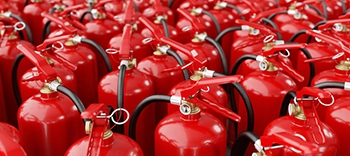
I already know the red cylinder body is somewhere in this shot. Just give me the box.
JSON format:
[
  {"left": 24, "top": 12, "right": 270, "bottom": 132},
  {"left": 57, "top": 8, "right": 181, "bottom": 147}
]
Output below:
[
  {"left": 176, "top": 15, "right": 216, "bottom": 43},
  {"left": 113, "top": 12, "right": 145, "bottom": 33},
  {"left": 142, "top": 5, "right": 175, "bottom": 26},
  {"left": 134, "top": 0, "right": 152, "bottom": 12},
  {"left": 137, "top": 53, "right": 185, "bottom": 123},
  {"left": 0, "top": 128, "right": 26, "bottom": 156},
  {"left": 168, "top": 81, "right": 228, "bottom": 127},
  {"left": 0, "top": 122, "right": 22, "bottom": 145},
  {"left": 54, "top": 43, "right": 99, "bottom": 107},
  {"left": 312, "top": 0, "right": 342, "bottom": 20},
  {"left": 263, "top": 101, "right": 339, "bottom": 156},
  {"left": 23, "top": 1, "right": 52, "bottom": 46},
  {"left": 98, "top": 68, "right": 156, "bottom": 156},
  {"left": 141, "top": 22, "right": 182, "bottom": 43},
  {"left": 65, "top": 132, "right": 143, "bottom": 156},
  {"left": 20, "top": 60, "right": 78, "bottom": 103},
  {"left": 291, "top": 42, "right": 338, "bottom": 90},
  {"left": 324, "top": 96, "right": 350, "bottom": 156},
  {"left": 155, "top": 111, "right": 227, "bottom": 156},
  {"left": 235, "top": 70, "right": 298, "bottom": 154},
  {"left": 0, "top": 37, "right": 34, "bottom": 127},
  {"left": 18, "top": 91, "right": 85, "bottom": 156},
  {"left": 108, "top": 31, "right": 152, "bottom": 71}
]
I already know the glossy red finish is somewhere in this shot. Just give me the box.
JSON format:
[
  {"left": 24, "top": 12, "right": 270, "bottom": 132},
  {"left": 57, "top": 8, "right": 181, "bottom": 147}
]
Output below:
[
  {"left": 98, "top": 68, "right": 156, "bottom": 156},
  {"left": 113, "top": 12, "right": 144, "bottom": 33},
  {"left": 168, "top": 81, "right": 228, "bottom": 127},
  {"left": 0, "top": 36, "right": 34, "bottom": 126},
  {"left": 61, "top": 0, "right": 85, "bottom": 7},
  {"left": 324, "top": 96, "right": 350, "bottom": 156},
  {"left": 0, "top": 122, "right": 22, "bottom": 145},
  {"left": 141, "top": 23, "right": 182, "bottom": 43},
  {"left": 65, "top": 133, "right": 143, "bottom": 156},
  {"left": 103, "top": 0, "right": 124, "bottom": 15},
  {"left": 142, "top": 4, "right": 175, "bottom": 26},
  {"left": 20, "top": 60, "right": 78, "bottom": 103},
  {"left": 134, "top": 0, "right": 152, "bottom": 12},
  {"left": 1, "top": 0, "right": 23, "bottom": 15},
  {"left": 6, "top": 0, "right": 25, "bottom": 11},
  {"left": 23, "top": 1, "right": 52, "bottom": 46},
  {"left": 109, "top": 31, "right": 152, "bottom": 71},
  {"left": 137, "top": 53, "right": 184, "bottom": 123},
  {"left": 312, "top": 0, "right": 342, "bottom": 20},
  {"left": 18, "top": 91, "right": 85, "bottom": 156},
  {"left": 263, "top": 100, "right": 338, "bottom": 155},
  {"left": 0, "top": 129, "right": 26, "bottom": 156},
  {"left": 155, "top": 111, "right": 227, "bottom": 156},
  {"left": 236, "top": 70, "right": 298, "bottom": 154},
  {"left": 42, "top": 11, "right": 61, "bottom": 38}
]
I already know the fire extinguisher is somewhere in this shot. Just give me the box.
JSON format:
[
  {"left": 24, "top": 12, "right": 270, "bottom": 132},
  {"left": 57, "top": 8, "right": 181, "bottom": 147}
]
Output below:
[
  {"left": 108, "top": 1, "right": 152, "bottom": 71},
  {"left": 128, "top": 75, "right": 245, "bottom": 156},
  {"left": 230, "top": 131, "right": 321, "bottom": 156},
  {"left": 112, "top": 1, "right": 145, "bottom": 33},
  {"left": 266, "top": 87, "right": 339, "bottom": 155},
  {"left": 41, "top": 0, "right": 67, "bottom": 39},
  {"left": 0, "top": 21, "right": 34, "bottom": 127},
  {"left": 0, "top": 74, "right": 6, "bottom": 123},
  {"left": 218, "top": 0, "right": 269, "bottom": 21},
  {"left": 176, "top": 8, "right": 228, "bottom": 74},
  {"left": 16, "top": 44, "right": 86, "bottom": 156},
  {"left": 232, "top": 43, "right": 305, "bottom": 154},
  {"left": 65, "top": 103, "right": 144, "bottom": 156},
  {"left": 0, "top": 122, "right": 26, "bottom": 155},
  {"left": 313, "top": 18, "right": 350, "bottom": 44},
  {"left": 142, "top": 0, "right": 175, "bottom": 26},
  {"left": 23, "top": 0, "right": 51, "bottom": 46},
  {"left": 98, "top": 24, "right": 156, "bottom": 156}
]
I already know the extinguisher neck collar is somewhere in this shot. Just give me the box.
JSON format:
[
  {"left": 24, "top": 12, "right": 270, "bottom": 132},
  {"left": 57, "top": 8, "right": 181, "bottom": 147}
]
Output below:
[
  {"left": 180, "top": 102, "right": 201, "bottom": 121},
  {"left": 335, "top": 61, "right": 350, "bottom": 75},
  {"left": 153, "top": 51, "right": 167, "bottom": 59}
]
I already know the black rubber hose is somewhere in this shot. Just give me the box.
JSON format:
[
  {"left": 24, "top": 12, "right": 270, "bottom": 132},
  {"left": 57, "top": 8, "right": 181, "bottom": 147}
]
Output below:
[
  {"left": 230, "top": 131, "right": 260, "bottom": 156},
  {"left": 12, "top": 53, "right": 24, "bottom": 107},
  {"left": 289, "top": 30, "right": 306, "bottom": 42},
  {"left": 306, "top": 20, "right": 327, "bottom": 43},
  {"left": 267, "top": 11, "right": 288, "bottom": 20},
  {"left": 80, "top": 11, "right": 93, "bottom": 23},
  {"left": 307, "top": 5, "right": 324, "bottom": 17},
  {"left": 168, "top": 0, "right": 174, "bottom": 8},
  {"left": 321, "top": 0, "right": 328, "bottom": 20},
  {"left": 133, "top": 1, "right": 139, "bottom": 12},
  {"left": 202, "top": 10, "right": 221, "bottom": 34},
  {"left": 205, "top": 36, "right": 228, "bottom": 75},
  {"left": 314, "top": 81, "right": 345, "bottom": 89},
  {"left": 41, "top": 7, "right": 57, "bottom": 42},
  {"left": 279, "top": 90, "right": 296, "bottom": 116},
  {"left": 226, "top": 4, "right": 245, "bottom": 20},
  {"left": 166, "top": 49, "right": 190, "bottom": 80},
  {"left": 261, "top": 18, "right": 283, "bottom": 40},
  {"left": 88, "top": 2, "right": 93, "bottom": 21},
  {"left": 341, "top": 0, "right": 347, "bottom": 15},
  {"left": 57, "top": 85, "right": 86, "bottom": 113},
  {"left": 9, "top": 14, "right": 33, "bottom": 43},
  {"left": 25, "top": 0, "right": 29, "bottom": 6},
  {"left": 275, "top": 0, "right": 280, "bottom": 8},
  {"left": 160, "top": 19, "right": 170, "bottom": 38},
  {"left": 80, "top": 38, "right": 112, "bottom": 73},
  {"left": 129, "top": 95, "right": 171, "bottom": 140},
  {"left": 116, "top": 64, "right": 127, "bottom": 134},
  {"left": 215, "top": 26, "right": 242, "bottom": 42},
  {"left": 230, "top": 54, "right": 257, "bottom": 75}
]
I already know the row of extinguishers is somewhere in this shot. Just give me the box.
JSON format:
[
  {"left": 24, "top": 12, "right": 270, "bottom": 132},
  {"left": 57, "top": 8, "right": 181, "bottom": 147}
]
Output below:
[{"left": 1, "top": 0, "right": 350, "bottom": 156}]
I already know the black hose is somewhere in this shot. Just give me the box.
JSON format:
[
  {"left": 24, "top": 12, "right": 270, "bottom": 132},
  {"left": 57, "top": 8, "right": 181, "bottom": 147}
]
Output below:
[
  {"left": 133, "top": 1, "right": 139, "bottom": 12},
  {"left": 25, "top": 0, "right": 29, "bottom": 6},
  {"left": 166, "top": 49, "right": 190, "bottom": 80},
  {"left": 230, "top": 131, "right": 260, "bottom": 156},
  {"left": 205, "top": 36, "right": 228, "bottom": 75},
  {"left": 168, "top": 0, "right": 174, "bottom": 8},
  {"left": 321, "top": 0, "right": 328, "bottom": 20},
  {"left": 226, "top": 4, "right": 245, "bottom": 20},
  {"left": 129, "top": 95, "right": 171, "bottom": 140},
  {"left": 88, "top": 2, "right": 93, "bottom": 21},
  {"left": 261, "top": 18, "right": 283, "bottom": 40},
  {"left": 341, "top": 0, "right": 347, "bottom": 15},
  {"left": 267, "top": 11, "right": 288, "bottom": 20},
  {"left": 160, "top": 19, "right": 170, "bottom": 38},
  {"left": 307, "top": 5, "right": 324, "bottom": 17},
  {"left": 230, "top": 54, "right": 257, "bottom": 75},
  {"left": 279, "top": 90, "right": 296, "bottom": 116},
  {"left": 80, "top": 11, "right": 93, "bottom": 23},
  {"left": 57, "top": 85, "right": 86, "bottom": 113},
  {"left": 41, "top": 7, "right": 57, "bottom": 42},
  {"left": 9, "top": 14, "right": 33, "bottom": 43},
  {"left": 202, "top": 10, "right": 221, "bottom": 34},
  {"left": 116, "top": 64, "right": 127, "bottom": 134},
  {"left": 215, "top": 26, "right": 242, "bottom": 42},
  {"left": 275, "top": 0, "right": 280, "bottom": 8},
  {"left": 289, "top": 30, "right": 306, "bottom": 42},
  {"left": 12, "top": 53, "right": 24, "bottom": 107},
  {"left": 80, "top": 38, "right": 112, "bottom": 73},
  {"left": 314, "top": 81, "right": 345, "bottom": 89}
]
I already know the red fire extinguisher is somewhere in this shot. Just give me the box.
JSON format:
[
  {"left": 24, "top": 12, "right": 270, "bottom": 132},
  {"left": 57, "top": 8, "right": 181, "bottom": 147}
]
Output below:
[
  {"left": 0, "top": 21, "right": 34, "bottom": 127},
  {"left": 98, "top": 24, "right": 156, "bottom": 156},
  {"left": 142, "top": 0, "right": 175, "bottom": 26},
  {"left": 234, "top": 43, "right": 305, "bottom": 153},
  {"left": 230, "top": 131, "right": 321, "bottom": 156},
  {"left": 41, "top": 0, "right": 67, "bottom": 39},
  {"left": 218, "top": 0, "right": 268, "bottom": 21},
  {"left": 65, "top": 103, "right": 144, "bottom": 156},
  {"left": 108, "top": 1, "right": 152, "bottom": 71},
  {"left": 264, "top": 87, "right": 339, "bottom": 155},
  {"left": 112, "top": 0, "right": 145, "bottom": 33},
  {"left": 0, "top": 123, "right": 26, "bottom": 155},
  {"left": 128, "top": 75, "right": 244, "bottom": 156},
  {"left": 16, "top": 44, "right": 86, "bottom": 156},
  {"left": 314, "top": 18, "right": 350, "bottom": 43},
  {"left": 23, "top": 0, "right": 52, "bottom": 46}
]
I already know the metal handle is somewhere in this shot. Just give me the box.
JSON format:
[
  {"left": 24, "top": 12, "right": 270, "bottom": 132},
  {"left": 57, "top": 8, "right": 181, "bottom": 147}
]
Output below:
[
  {"left": 317, "top": 18, "right": 350, "bottom": 30},
  {"left": 138, "top": 16, "right": 164, "bottom": 40},
  {"left": 177, "top": 8, "right": 205, "bottom": 33},
  {"left": 196, "top": 98, "right": 241, "bottom": 122},
  {"left": 295, "top": 87, "right": 333, "bottom": 103},
  {"left": 124, "top": 0, "right": 135, "bottom": 24},
  {"left": 118, "top": 25, "right": 133, "bottom": 60}
]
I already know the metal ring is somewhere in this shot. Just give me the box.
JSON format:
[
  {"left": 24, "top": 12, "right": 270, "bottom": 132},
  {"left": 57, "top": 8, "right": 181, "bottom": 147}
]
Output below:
[
  {"left": 279, "top": 49, "right": 290, "bottom": 58},
  {"left": 332, "top": 52, "right": 344, "bottom": 60},
  {"left": 180, "top": 104, "right": 191, "bottom": 115},
  {"left": 182, "top": 26, "right": 192, "bottom": 32},
  {"left": 13, "top": 22, "right": 26, "bottom": 31},
  {"left": 263, "top": 35, "right": 275, "bottom": 43},
  {"left": 105, "top": 48, "right": 119, "bottom": 54},
  {"left": 317, "top": 93, "right": 335, "bottom": 107},
  {"left": 52, "top": 41, "right": 64, "bottom": 50},
  {"left": 108, "top": 108, "right": 130, "bottom": 125},
  {"left": 142, "top": 37, "right": 153, "bottom": 44},
  {"left": 70, "top": 10, "right": 79, "bottom": 16},
  {"left": 201, "top": 86, "right": 210, "bottom": 92}
]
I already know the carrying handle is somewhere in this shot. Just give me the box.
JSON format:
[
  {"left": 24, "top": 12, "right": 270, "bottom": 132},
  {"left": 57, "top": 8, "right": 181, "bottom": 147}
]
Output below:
[
  {"left": 153, "top": 0, "right": 165, "bottom": 16},
  {"left": 139, "top": 16, "right": 164, "bottom": 41},
  {"left": 124, "top": 0, "right": 135, "bottom": 24},
  {"left": 295, "top": 87, "right": 333, "bottom": 104},
  {"left": 59, "top": 4, "right": 86, "bottom": 16},
  {"left": 235, "top": 19, "right": 276, "bottom": 34},
  {"left": 37, "top": 34, "right": 71, "bottom": 51},
  {"left": 177, "top": 8, "right": 206, "bottom": 34},
  {"left": 41, "top": 12, "right": 86, "bottom": 33},
  {"left": 317, "top": 18, "right": 350, "bottom": 31},
  {"left": 118, "top": 25, "right": 133, "bottom": 60},
  {"left": 16, "top": 44, "right": 57, "bottom": 82}
]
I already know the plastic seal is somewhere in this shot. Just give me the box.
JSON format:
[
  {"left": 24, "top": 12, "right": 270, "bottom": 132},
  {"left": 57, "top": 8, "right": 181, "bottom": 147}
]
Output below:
[
  {"left": 219, "top": 2, "right": 228, "bottom": 8},
  {"left": 180, "top": 103, "right": 191, "bottom": 115},
  {"left": 182, "top": 26, "right": 192, "bottom": 32},
  {"left": 241, "top": 25, "right": 250, "bottom": 31},
  {"left": 170, "top": 95, "right": 182, "bottom": 105},
  {"left": 120, "top": 60, "right": 129, "bottom": 67},
  {"left": 2, "top": 11, "right": 11, "bottom": 18},
  {"left": 105, "top": 48, "right": 119, "bottom": 54},
  {"left": 142, "top": 37, "right": 153, "bottom": 44},
  {"left": 254, "top": 139, "right": 263, "bottom": 152},
  {"left": 48, "top": 80, "right": 61, "bottom": 91},
  {"left": 332, "top": 52, "right": 344, "bottom": 60},
  {"left": 202, "top": 69, "right": 215, "bottom": 78},
  {"left": 156, "top": 15, "right": 165, "bottom": 21},
  {"left": 194, "top": 8, "right": 203, "bottom": 14},
  {"left": 275, "top": 40, "right": 285, "bottom": 45},
  {"left": 52, "top": 41, "right": 64, "bottom": 51},
  {"left": 264, "top": 35, "right": 275, "bottom": 43},
  {"left": 250, "top": 29, "right": 260, "bottom": 35},
  {"left": 287, "top": 9, "right": 297, "bottom": 15},
  {"left": 13, "top": 22, "right": 26, "bottom": 31},
  {"left": 279, "top": 49, "right": 290, "bottom": 58},
  {"left": 259, "top": 61, "right": 268, "bottom": 70},
  {"left": 72, "top": 35, "right": 83, "bottom": 43},
  {"left": 316, "top": 94, "right": 335, "bottom": 107},
  {"left": 201, "top": 86, "right": 210, "bottom": 92},
  {"left": 108, "top": 108, "right": 130, "bottom": 125},
  {"left": 197, "top": 33, "right": 207, "bottom": 41},
  {"left": 158, "top": 45, "right": 169, "bottom": 54},
  {"left": 344, "top": 82, "right": 350, "bottom": 90},
  {"left": 256, "top": 55, "right": 265, "bottom": 62},
  {"left": 293, "top": 11, "right": 302, "bottom": 19}
]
